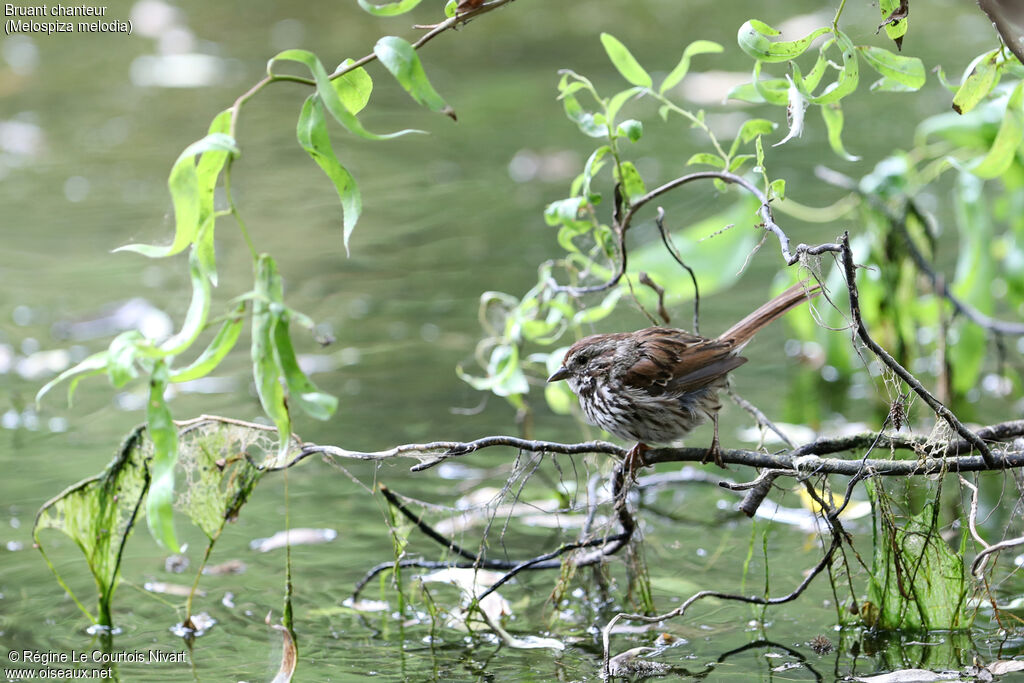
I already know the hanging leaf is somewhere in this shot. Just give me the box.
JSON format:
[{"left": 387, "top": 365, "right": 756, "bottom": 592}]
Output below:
[
  {"left": 297, "top": 95, "right": 362, "bottom": 255},
  {"left": 373, "top": 36, "right": 456, "bottom": 119},
  {"left": 969, "top": 81, "right": 1024, "bottom": 179},
  {"left": 357, "top": 0, "right": 422, "bottom": 16},
  {"left": 269, "top": 49, "right": 422, "bottom": 139},
  {"left": 115, "top": 133, "right": 238, "bottom": 259},
  {"left": 737, "top": 20, "right": 830, "bottom": 63},
  {"left": 660, "top": 40, "right": 723, "bottom": 94},
  {"left": 600, "top": 33, "right": 652, "bottom": 88},
  {"left": 145, "top": 361, "right": 181, "bottom": 551}
]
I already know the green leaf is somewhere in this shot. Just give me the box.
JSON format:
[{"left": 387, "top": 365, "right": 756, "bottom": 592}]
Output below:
[
  {"left": 950, "top": 172, "right": 993, "bottom": 393},
  {"left": 457, "top": 344, "right": 529, "bottom": 398},
  {"left": 728, "top": 117, "right": 776, "bottom": 157},
  {"left": 809, "top": 31, "right": 859, "bottom": 105},
  {"left": 545, "top": 197, "right": 586, "bottom": 226},
  {"left": 194, "top": 110, "right": 233, "bottom": 284},
  {"left": 107, "top": 330, "right": 145, "bottom": 388},
  {"left": 170, "top": 304, "right": 245, "bottom": 383},
  {"left": 879, "top": 0, "right": 908, "bottom": 44},
  {"left": 157, "top": 247, "right": 212, "bottom": 357},
  {"left": 952, "top": 51, "right": 1001, "bottom": 115},
  {"left": 728, "top": 154, "right": 755, "bottom": 173},
  {"left": 357, "top": 0, "right": 423, "bottom": 16},
  {"left": 660, "top": 39, "right": 723, "bottom": 94},
  {"left": 616, "top": 119, "right": 643, "bottom": 142},
  {"left": 737, "top": 20, "right": 830, "bottom": 63},
  {"left": 145, "top": 361, "right": 180, "bottom": 552},
  {"left": 821, "top": 101, "right": 861, "bottom": 161},
  {"left": 373, "top": 36, "right": 456, "bottom": 119},
  {"left": 858, "top": 46, "right": 925, "bottom": 91},
  {"left": 605, "top": 86, "right": 643, "bottom": 125},
  {"left": 444, "top": 0, "right": 457, "bottom": 17},
  {"left": 34, "top": 425, "right": 150, "bottom": 625},
  {"left": 686, "top": 152, "right": 726, "bottom": 168},
  {"left": 559, "top": 84, "right": 606, "bottom": 138},
  {"left": 272, "top": 312, "right": 339, "bottom": 421},
  {"left": 333, "top": 59, "right": 374, "bottom": 115},
  {"left": 752, "top": 61, "right": 790, "bottom": 105},
  {"left": 580, "top": 145, "right": 611, "bottom": 199},
  {"left": 599, "top": 33, "right": 652, "bottom": 88},
  {"left": 615, "top": 161, "right": 646, "bottom": 203},
  {"left": 35, "top": 351, "right": 107, "bottom": 407},
  {"left": 801, "top": 41, "right": 833, "bottom": 93},
  {"left": 297, "top": 95, "right": 362, "bottom": 255},
  {"left": 867, "top": 499, "right": 970, "bottom": 630},
  {"left": 115, "top": 133, "right": 238, "bottom": 258},
  {"left": 970, "top": 81, "right": 1024, "bottom": 179},
  {"left": 769, "top": 178, "right": 786, "bottom": 200},
  {"left": 269, "top": 49, "right": 422, "bottom": 140},
  {"left": 726, "top": 82, "right": 766, "bottom": 104},
  {"left": 252, "top": 255, "right": 292, "bottom": 457}
]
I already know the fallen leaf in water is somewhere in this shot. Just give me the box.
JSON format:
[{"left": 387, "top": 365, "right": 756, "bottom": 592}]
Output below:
[
  {"left": 144, "top": 581, "right": 204, "bottom": 597},
  {"left": 420, "top": 567, "right": 511, "bottom": 629},
  {"left": 250, "top": 528, "right": 337, "bottom": 552},
  {"left": 203, "top": 559, "right": 247, "bottom": 575},
  {"left": 853, "top": 669, "right": 961, "bottom": 682},
  {"left": 171, "top": 611, "right": 216, "bottom": 637},
  {"left": 266, "top": 614, "right": 296, "bottom": 683},
  {"left": 988, "top": 660, "right": 1024, "bottom": 675},
  {"left": 341, "top": 598, "right": 389, "bottom": 613}
]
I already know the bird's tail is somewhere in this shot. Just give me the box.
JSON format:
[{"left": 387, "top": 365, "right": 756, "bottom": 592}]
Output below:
[{"left": 718, "top": 280, "right": 821, "bottom": 347}]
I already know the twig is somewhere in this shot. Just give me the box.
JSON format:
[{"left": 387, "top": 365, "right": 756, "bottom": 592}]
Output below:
[
  {"left": 379, "top": 484, "right": 483, "bottom": 563},
  {"left": 601, "top": 533, "right": 842, "bottom": 676},
  {"left": 637, "top": 272, "right": 669, "bottom": 325},
  {"left": 550, "top": 170, "right": 845, "bottom": 297},
  {"left": 727, "top": 388, "right": 796, "bottom": 449},
  {"left": 839, "top": 232, "right": 999, "bottom": 468},
  {"left": 654, "top": 206, "right": 699, "bottom": 333},
  {"left": 175, "top": 414, "right": 1024, "bottom": 476}
]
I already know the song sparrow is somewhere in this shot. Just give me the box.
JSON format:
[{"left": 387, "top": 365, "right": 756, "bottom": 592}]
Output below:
[{"left": 547, "top": 281, "right": 820, "bottom": 474}]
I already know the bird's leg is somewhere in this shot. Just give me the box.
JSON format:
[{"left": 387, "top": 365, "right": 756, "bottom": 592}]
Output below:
[
  {"left": 701, "top": 413, "right": 727, "bottom": 469},
  {"left": 623, "top": 442, "right": 651, "bottom": 484}
]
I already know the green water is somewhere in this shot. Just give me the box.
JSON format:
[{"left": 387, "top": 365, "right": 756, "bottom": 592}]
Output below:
[{"left": 2, "top": 1, "right": 1019, "bottom": 680}]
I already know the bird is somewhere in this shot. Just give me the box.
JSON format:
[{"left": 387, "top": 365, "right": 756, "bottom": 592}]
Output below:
[{"left": 547, "top": 281, "right": 821, "bottom": 477}]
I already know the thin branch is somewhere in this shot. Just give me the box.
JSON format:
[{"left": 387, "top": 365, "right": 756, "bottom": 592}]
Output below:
[
  {"left": 840, "top": 232, "right": 999, "bottom": 468},
  {"left": 601, "top": 533, "right": 842, "bottom": 677},
  {"left": 550, "top": 170, "right": 844, "bottom": 297},
  {"left": 654, "top": 206, "right": 700, "bottom": 333},
  {"left": 175, "top": 414, "right": 1024, "bottom": 476}
]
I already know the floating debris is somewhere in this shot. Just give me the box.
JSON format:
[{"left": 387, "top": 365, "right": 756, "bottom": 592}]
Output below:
[
  {"left": 171, "top": 612, "right": 216, "bottom": 637},
  {"left": 202, "top": 559, "right": 247, "bottom": 575},
  {"left": 250, "top": 528, "right": 337, "bottom": 552},
  {"left": 608, "top": 647, "right": 671, "bottom": 678},
  {"left": 164, "top": 553, "right": 189, "bottom": 574},
  {"left": 144, "top": 581, "right": 203, "bottom": 597}
]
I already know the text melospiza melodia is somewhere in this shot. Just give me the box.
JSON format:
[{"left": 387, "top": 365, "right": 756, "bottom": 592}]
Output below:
[{"left": 547, "top": 281, "right": 821, "bottom": 474}]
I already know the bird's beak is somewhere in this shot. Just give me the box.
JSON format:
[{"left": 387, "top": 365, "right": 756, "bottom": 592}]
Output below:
[{"left": 547, "top": 367, "right": 569, "bottom": 382}]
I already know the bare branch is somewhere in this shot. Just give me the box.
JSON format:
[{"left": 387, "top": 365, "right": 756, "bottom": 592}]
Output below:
[{"left": 839, "top": 232, "right": 999, "bottom": 468}]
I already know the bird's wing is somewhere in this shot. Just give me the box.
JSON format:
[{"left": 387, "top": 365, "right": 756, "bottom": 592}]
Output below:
[{"left": 623, "top": 329, "right": 746, "bottom": 395}]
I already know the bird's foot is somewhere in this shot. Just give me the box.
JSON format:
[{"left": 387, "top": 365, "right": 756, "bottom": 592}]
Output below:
[
  {"left": 623, "top": 442, "right": 651, "bottom": 484},
  {"left": 700, "top": 415, "right": 728, "bottom": 469}
]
